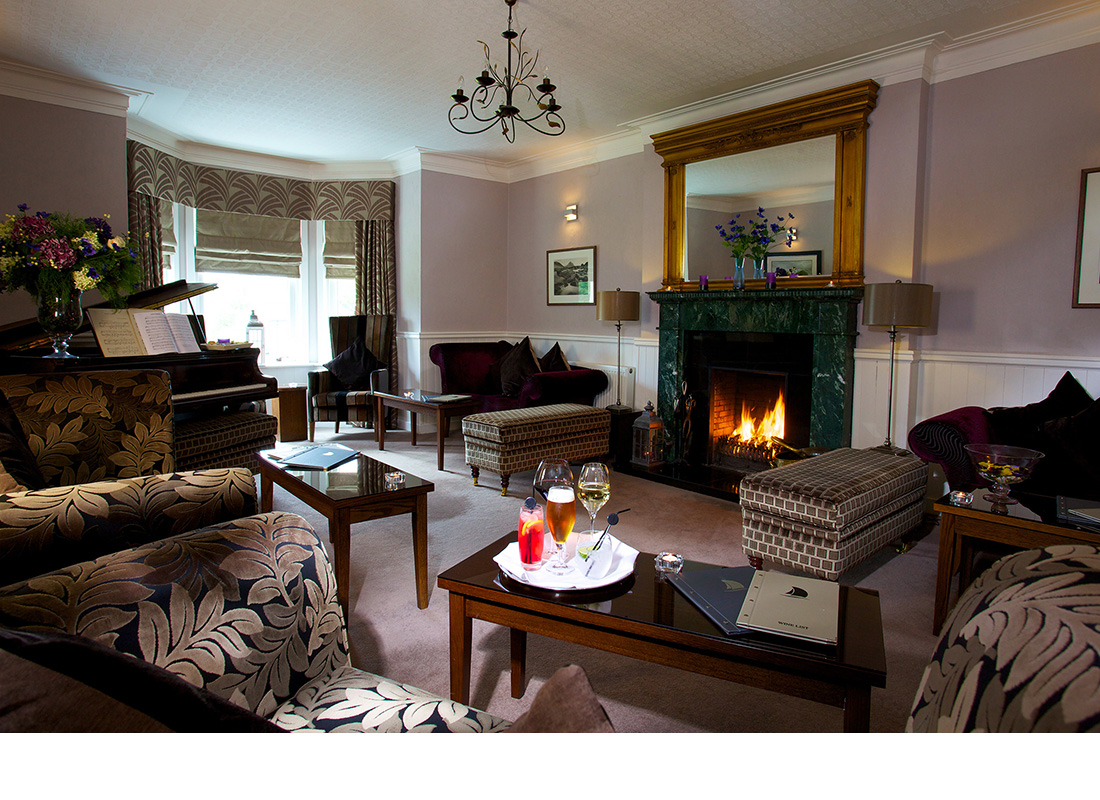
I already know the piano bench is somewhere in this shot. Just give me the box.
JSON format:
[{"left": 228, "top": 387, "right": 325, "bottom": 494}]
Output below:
[{"left": 175, "top": 411, "right": 278, "bottom": 473}]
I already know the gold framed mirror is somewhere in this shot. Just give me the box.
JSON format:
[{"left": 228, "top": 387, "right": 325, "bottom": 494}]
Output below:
[{"left": 652, "top": 80, "right": 879, "bottom": 291}]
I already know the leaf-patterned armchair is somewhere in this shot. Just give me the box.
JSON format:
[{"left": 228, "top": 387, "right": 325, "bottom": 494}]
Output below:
[{"left": 0, "top": 510, "right": 613, "bottom": 732}]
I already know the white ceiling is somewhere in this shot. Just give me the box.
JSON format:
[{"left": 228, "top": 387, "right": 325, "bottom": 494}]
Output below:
[{"left": 0, "top": 0, "right": 1090, "bottom": 168}]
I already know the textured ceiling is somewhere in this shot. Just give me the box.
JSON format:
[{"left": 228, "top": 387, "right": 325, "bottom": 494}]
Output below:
[{"left": 0, "top": 0, "right": 1084, "bottom": 165}]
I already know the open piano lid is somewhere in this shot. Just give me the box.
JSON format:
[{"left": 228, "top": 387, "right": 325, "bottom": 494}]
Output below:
[{"left": 0, "top": 280, "right": 217, "bottom": 353}]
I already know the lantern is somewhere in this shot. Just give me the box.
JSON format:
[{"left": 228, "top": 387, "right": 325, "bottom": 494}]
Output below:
[
  {"left": 631, "top": 400, "right": 666, "bottom": 468},
  {"left": 245, "top": 310, "right": 266, "bottom": 363}
]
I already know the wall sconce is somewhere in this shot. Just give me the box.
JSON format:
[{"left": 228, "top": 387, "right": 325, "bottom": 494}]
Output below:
[
  {"left": 788, "top": 228, "right": 798, "bottom": 242},
  {"left": 564, "top": 204, "right": 578, "bottom": 221}
]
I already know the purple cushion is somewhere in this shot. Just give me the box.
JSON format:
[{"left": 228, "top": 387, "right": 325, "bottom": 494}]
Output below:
[{"left": 429, "top": 341, "right": 511, "bottom": 395}]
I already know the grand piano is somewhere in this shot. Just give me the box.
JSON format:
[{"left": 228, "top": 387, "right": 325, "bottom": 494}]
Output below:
[{"left": 0, "top": 281, "right": 279, "bottom": 471}]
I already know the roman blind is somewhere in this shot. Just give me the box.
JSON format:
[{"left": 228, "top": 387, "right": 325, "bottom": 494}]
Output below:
[
  {"left": 195, "top": 209, "right": 302, "bottom": 278},
  {"left": 323, "top": 220, "right": 356, "bottom": 280}
]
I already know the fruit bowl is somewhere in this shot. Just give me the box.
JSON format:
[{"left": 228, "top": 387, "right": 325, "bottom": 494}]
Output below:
[{"left": 964, "top": 444, "right": 1044, "bottom": 507}]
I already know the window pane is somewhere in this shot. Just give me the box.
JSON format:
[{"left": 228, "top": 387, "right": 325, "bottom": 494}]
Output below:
[{"left": 199, "top": 272, "right": 305, "bottom": 364}]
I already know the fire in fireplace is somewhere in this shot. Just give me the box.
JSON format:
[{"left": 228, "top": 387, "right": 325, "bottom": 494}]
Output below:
[{"left": 708, "top": 368, "right": 789, "bottom": 471}]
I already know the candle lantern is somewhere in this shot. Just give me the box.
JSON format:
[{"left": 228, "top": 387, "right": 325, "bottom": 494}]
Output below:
[
  {"left": 245, "top": 310, "right": 266, "bottom": 363},
  {"left": 631, "top": 400, "right": 666, "bottom": 468}
]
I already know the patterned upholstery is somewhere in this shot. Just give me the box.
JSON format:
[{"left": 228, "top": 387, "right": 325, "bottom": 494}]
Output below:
[
  {"left": 463, "top": 404, "right": 611, "bottom": 495},
  {"left": 906, "top": 406, "right": 992, "bottom": 490},
  {"left": 0, "top": 468, "right": 257, "bottom": 588},
  {"left": 740, "top": 447, "right": 927, "bottom": 579},
  {"left": 308, "top": 315, "right": 393, "bottom": 440},
  {"left": 174, "top": 411, "right": 278, "bottom": 472},
  {"left": 0, "top": 371, "right": 176, "bottom": 486},
  {"left": 908, "top": 545, "right": 1100, "bottom": 732},
  {"left": 0, "top": 510, "right": 509, "bottom": 733}
]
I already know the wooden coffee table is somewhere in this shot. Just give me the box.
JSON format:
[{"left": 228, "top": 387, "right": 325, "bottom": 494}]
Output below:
[
  {"left": 933, "top": 492, "right": 1100, "bottom": 634},
  {"left": 437, "top": 535, "right": 887, "bottom": 732},
  {"left": 374, "top": 389, "right": 480, "bottom": 470},
  {"left": 257, "top": 450, "right": 434, "bottom": 615}
]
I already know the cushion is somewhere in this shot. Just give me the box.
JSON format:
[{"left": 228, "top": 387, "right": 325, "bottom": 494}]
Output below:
[
  {"left": 0, "top": 461, "right": 25, "bottom": 495},
  {"left": 1032, "top": 396, "right": 1100, "bottom": 498},
  {"left": 499, "top": 336, "right": 541, "bottom": 397},
  {"left": 986, "top": 371, "right": 1093, "bottom": 449},
  {"left": 0, "top": 390, "right": 45, "bottom": 491},
  {"left": 325, "top": 339, "right": 385, "bottom": 390},
  {"left": 539, "top": 342, "right": 572, "bottom": 373},
  {"left": 506, "top": 664, "right": 615, "bottom": 733}
]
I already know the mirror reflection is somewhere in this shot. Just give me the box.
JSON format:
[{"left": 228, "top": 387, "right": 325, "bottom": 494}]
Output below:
[{"left": 685, "top": 137, "right": 835, "bottom": 281}]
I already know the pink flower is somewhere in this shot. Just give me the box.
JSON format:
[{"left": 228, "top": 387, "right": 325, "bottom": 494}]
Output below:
[
  {"left": 37, "top": 238, "right": 76, "bottom": 269},
  {"left": 12, "top": 215, "right": 53, "bottom": 243}
]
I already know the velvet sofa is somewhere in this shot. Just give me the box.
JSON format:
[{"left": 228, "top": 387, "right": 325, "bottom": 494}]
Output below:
[
  {"left": 429, "top": 339, "right": 608, "bottom": 414},
  {"left": 0, "top": 504, "right": 614, "bottom": 732},
  {"left": 907, "top": 370, "right": 1100, "bottom": 499}
]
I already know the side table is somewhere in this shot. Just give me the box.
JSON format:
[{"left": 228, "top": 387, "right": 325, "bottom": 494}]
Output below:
[{"left": 272, "top": 384, "right": 308, "bottom": 442}]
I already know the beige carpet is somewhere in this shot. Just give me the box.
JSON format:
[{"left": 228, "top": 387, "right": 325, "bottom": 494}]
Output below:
[{"left": 267, "top": 426, "right": 943, "bottom": 734}]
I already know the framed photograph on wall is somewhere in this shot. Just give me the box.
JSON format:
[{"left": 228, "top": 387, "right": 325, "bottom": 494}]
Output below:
[
  {"left": 1073, "top": 167, "right": 1100, "bottom": 307},
  {"left": 766, "top": 250, "right": 822, "bottom": 276},
  {"left": 547, "top": 246, "right": 597, "bottom": 305}
]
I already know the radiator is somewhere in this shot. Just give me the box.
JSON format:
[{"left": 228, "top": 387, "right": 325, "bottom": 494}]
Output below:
[{"left": 574, "top": 362, "right": 635, "bottom": 409}]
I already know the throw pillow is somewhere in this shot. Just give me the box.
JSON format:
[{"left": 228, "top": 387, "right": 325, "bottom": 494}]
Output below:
[
  {"left": 325, "top": 339, "right": 385, "bottom": 390},
  {"left": 539, "top": 342, "right": 572, "bottom": 373},
  {"left": 505, "top": 664, "right": 615, "bottom": 733},
  {"left": 986, "top": 371, "right": 1093, "bottom": 450},
  {"left": 1032, "top": 397, "right": 1100, "bottom": 498},
  {"left": 500, "top": 337, "right": 541, "bottom": 397},
  {"left": 0, "top": 390, "right": 45, "bottom": 491}
]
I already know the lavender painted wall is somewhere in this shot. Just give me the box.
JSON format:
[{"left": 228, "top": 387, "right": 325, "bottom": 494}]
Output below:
[
  {"left": 918, "top": 43, "right": 1100, "bottom": 355},
  {"left": 0, "top": 95, "right": 128, "bottom": 326},
  {"left": 419, "top": 170, "right": 509, "bottom": 333}
]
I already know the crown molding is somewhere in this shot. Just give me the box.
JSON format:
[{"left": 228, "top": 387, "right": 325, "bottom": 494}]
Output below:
[{"left": 0, "top": 58, "right": 137, "bottom": 117}]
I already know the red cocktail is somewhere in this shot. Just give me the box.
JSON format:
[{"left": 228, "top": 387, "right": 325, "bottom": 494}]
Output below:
[{"left": 518, "top": 502, "right": 545, "bottom": 570}]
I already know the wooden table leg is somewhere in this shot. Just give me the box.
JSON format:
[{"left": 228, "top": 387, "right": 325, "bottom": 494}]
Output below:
[
  {"left": 933, "top": 512, "right": 959, "bottom": 635},
  {"left": 410, "top": 409, "right": 418, "bottom": 447},
  {"left": 510, "top": 628, "right": 528, "bottom": 698},
  {"left": 435, "top": 407, "right": 446, "bottom": 471},
  {"left": 411, "top": 494, "right": 429, "bottom": 609},
  {"left": 843, "top": 684, "right": 872, "bottom": 732},
  {"left": 260, "top": 472, "right": 273, "bottom": 512},
  {"left": 449, "top": 593, "right": 473, "bottom": 704},
  {"left": 376, "top": 397, "right": 387, "bottom": 450},
  {"left": 331, "top": 509, "right": 351, "bottom": 619}
]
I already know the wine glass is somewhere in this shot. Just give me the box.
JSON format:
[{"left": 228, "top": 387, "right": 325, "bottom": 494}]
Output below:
[
  {"left": 577, "top": 461, "right": 610, "bottom": 544},
  {"left": 535, "top": 459, "right": 576, "bottom": 574}
]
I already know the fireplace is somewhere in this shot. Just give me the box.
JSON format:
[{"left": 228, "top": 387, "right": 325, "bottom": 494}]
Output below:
[{"left": 644, "top": 286, "right": 862, "bottom": 499}]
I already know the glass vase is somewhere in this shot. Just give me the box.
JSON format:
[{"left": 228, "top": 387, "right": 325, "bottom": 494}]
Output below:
[
  {"left": 750, "top": 258, "right": 764, "bottom": 280},
  {"left": 732, "top": 257, "right": 745, "bottom": 290},
  {"left": 37, "top": 287, "right": 83, "bottom": 359}
]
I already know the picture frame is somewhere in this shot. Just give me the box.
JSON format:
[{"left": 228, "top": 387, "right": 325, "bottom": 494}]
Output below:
[
  {"left": 1073, "top": 167, "right": 1100, "bottom": 307},
  {"left": 547, "top": 246, "right": 597, "bottom": 305},
  {"left": 766, "top": 250, "right": 822, "bottom": 277}
]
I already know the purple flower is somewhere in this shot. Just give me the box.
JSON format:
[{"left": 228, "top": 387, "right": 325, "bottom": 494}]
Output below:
[
  {"left": 37, "top": 238, "right": 76, "bottom": 269},
  {"left": 84, "top": 216, "right": 112, "bottom": 241},
  {"left": 17, "top": 203, "right": 27, "bottom": 212}
]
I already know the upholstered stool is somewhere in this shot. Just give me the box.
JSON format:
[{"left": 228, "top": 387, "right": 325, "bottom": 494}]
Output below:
[
  {"left": 175, "top": 411, "right": 278, "bottom": 473},
  {"left": 739, "top": 447, "right": 927, "bottom": 580},
  {"left": 462, "top": 404, "right": 611, "bottom": 495}
]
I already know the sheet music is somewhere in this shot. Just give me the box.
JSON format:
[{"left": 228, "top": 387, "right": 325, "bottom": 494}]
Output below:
[
  {"left": 132, "top": 312, "right": 179, "bottom": 355},
  {"left": 164, "top": 313, "right": 201, "bottom": 353}
]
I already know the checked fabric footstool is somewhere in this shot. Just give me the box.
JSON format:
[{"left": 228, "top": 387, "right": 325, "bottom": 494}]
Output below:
[
  {"left": 739, "top": 447, "right": 927, "bottom": 580},
  {"left": 462, "top": 404, "right": 611, "bottom": 496}
]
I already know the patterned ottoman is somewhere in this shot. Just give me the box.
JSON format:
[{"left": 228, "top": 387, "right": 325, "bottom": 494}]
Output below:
[
  {"left": 462, "top": 404, "right": 611, "bottom": 495},
  {"left": 739, "top": 447, "right": 927, "bottom": 580}
]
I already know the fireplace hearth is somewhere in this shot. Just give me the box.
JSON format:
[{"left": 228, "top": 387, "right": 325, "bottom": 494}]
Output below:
[{"left": 635, "top": 286, "right": 862, "bottom": 500}]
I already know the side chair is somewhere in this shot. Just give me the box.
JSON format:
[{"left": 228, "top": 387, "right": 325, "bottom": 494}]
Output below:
[{"left": 307, "top": 314, "right": 392, "bottom": 441}]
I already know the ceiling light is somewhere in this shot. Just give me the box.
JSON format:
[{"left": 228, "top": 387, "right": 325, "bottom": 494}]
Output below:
[{"left": 448, "top": 0, "right": 565, "bottom": 142}]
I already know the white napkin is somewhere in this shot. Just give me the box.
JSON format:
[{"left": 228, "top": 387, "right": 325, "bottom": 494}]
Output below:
[{"left": 494, "top": 536, "right": 638, "bottom": 591}]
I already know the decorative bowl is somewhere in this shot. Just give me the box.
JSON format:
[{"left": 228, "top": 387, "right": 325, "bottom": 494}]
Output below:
[{"left": 964, "top": 444, "right": 1044, "bottom": 507}]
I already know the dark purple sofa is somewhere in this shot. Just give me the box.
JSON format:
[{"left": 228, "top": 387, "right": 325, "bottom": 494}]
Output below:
[{"left": 428, "top": 341, "right": 608, "bottom": 413}]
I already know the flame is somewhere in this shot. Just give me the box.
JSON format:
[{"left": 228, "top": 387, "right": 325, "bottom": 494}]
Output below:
[{"left": 734, "top": 393, "right": 785, "bottom": 446}]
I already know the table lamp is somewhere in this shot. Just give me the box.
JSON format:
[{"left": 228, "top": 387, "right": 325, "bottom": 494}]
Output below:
[
  {"left": 596, "top": 288, "right": 641, "bottom": 410},
  {"left": 862, "top": 280, "right": 933, "bottom": 448}
]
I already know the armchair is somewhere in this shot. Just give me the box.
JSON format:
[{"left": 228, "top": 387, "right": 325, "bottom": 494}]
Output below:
[
  {"left": 308, "top": 314, "right": 393, "bottom": 440},
  {"left": 0, "top": 509, "right": 614, "bottom": 732}
]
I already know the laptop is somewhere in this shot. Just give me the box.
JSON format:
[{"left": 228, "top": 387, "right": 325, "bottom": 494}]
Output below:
[
  {"left": 280, "top": 443, "right": 359, "bottom": 471},
  {"left": 735, "top": 570, "right": 840, "bottom": 645}
]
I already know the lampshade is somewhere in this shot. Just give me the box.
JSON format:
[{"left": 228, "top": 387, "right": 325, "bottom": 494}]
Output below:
[
  {"left": 862, "top": 280, "right": 933, "bottom": 328},
  {"left": 597, "top": 289, "right": 641, "bottom": 322}
]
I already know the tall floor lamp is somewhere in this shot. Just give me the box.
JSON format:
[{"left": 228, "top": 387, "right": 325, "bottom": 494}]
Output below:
[
  {"left": 596, "top": 288, "right": 641, "bottom": 410},
  {"left": 862, "top": 280, "right": 934, "bottom": 449}
]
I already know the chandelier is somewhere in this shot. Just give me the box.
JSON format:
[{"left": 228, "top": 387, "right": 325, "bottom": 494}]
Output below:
[{"left": 448, "top": 0, "right": 565, "bottom": 142}]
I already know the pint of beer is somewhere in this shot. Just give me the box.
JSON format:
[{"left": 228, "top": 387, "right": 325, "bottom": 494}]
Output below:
[{"left": 545, "top": 485, "right": 576, "bottom": 545}]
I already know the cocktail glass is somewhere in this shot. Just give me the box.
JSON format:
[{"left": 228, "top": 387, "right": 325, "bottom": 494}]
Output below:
[
  {"left": 964, "top": 444, "right": 1044, "bottom": 509},
  {"left": 518, "top": 498, "right": 545, "bottom": 570}
]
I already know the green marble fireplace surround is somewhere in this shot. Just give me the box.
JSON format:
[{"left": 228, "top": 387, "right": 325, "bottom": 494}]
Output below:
[{"left": 648, "top": 287, "right": 863, "bottom": 461}]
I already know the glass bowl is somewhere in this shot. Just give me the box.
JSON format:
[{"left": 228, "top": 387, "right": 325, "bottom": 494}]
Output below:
[{"left": 964, "top": 444, "right": 1044, "bottom": 506}]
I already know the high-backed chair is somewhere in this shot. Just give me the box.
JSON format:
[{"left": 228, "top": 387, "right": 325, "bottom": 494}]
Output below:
[{"left": 307, "top": 314, "right": 393, "bottom": 441}]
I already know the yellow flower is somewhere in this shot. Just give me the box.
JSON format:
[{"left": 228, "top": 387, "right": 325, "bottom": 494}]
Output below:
[{"left": 72, "top": 266, "right": 100, "bottom": 290}]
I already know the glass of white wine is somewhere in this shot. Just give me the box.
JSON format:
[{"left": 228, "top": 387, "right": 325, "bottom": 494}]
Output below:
[{"left": 577, "top": 461, "right": 610, "bottom": 548}]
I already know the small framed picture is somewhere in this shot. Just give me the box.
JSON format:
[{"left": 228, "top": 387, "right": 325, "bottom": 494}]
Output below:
[
  {"left": 1073, "top": 167, "right": 1100, "bottom": 307},
  {"left": 766, "top": 250, "right": 822, "bottom": 276},
  {"left": 547, "top": 246, "right": 596, "bottom": 305}
]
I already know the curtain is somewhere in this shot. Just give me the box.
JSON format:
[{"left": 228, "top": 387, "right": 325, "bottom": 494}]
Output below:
[
  {"left": 195, "top": 209, "right": 302, "bottom": 277},
  {"left": 356, "top": 219, "right": 398, "bottom": 407},
  {"left": 126, "top": 192, "right": 163, "bottom": 292}
]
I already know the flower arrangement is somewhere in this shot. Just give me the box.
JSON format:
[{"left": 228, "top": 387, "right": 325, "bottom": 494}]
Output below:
[
  {"left": 715, "top": 208, "right": 796, "bottom": 262},
  {"left": 0, "top": 204, "right": 142, "bottom": 307}
]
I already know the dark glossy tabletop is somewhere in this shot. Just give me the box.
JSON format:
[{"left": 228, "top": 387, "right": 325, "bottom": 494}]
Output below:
[
  {"left": 257, "top": 449, "right": 432, "bottom": 500},
  {"left": 937, "top": 490, "right": 1100, "bottom": 538}
]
